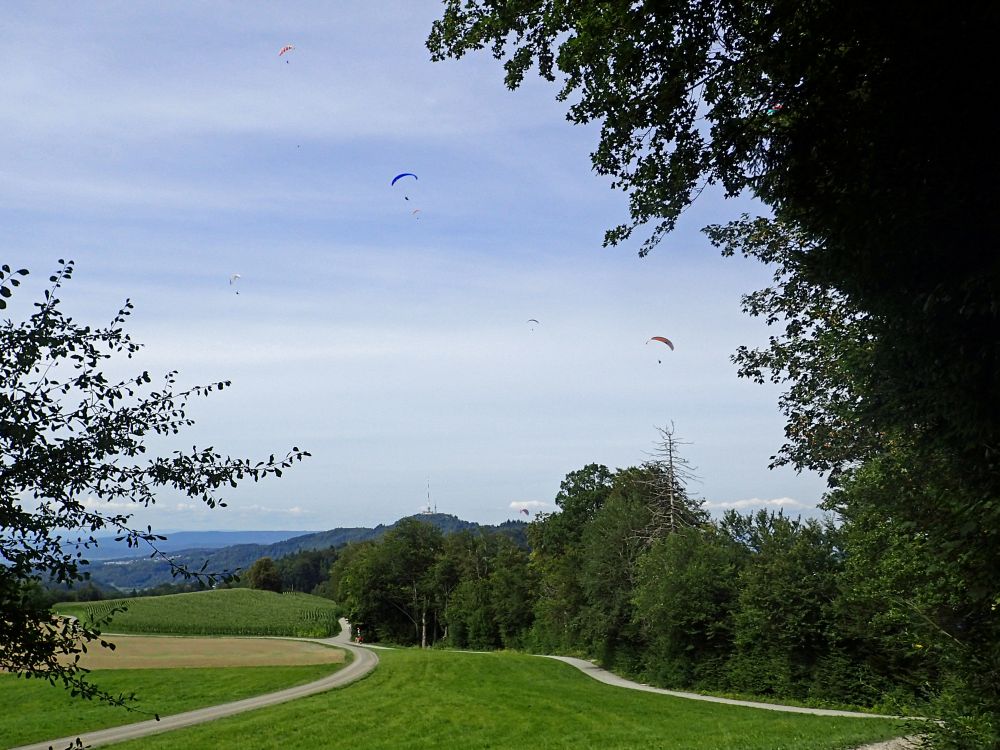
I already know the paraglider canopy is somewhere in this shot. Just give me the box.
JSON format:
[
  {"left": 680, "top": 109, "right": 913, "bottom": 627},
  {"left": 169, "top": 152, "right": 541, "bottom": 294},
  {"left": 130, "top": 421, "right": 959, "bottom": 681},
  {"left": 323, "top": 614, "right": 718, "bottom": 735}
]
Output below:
[
  {"left": 520, "top": 508, "right": 530, "bottom": 516},
  {"left": 278, "top": 45, "right": 295, "bottom": 56},
  {"left": 391, "top": 172, "right": 417, "bottom": 186},
  {"left": 647, "top": 336, "right": 674, "bottom": 350}
]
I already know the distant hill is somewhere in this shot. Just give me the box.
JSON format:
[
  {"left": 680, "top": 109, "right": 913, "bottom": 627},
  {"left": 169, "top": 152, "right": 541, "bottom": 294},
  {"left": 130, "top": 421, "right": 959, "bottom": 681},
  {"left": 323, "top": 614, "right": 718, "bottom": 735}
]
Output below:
[
  {"left": 82, "top": 530, "right": 312, "bottom": 560},
  {"left": 83, "top": 514, "right": 527, "bottom": 591}
]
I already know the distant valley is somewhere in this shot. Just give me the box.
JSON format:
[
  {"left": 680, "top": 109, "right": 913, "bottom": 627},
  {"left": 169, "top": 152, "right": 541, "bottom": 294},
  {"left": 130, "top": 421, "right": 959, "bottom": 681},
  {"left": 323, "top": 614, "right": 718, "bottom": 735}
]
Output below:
[
  {"left": 83, "top": 530, "right": 313, "bottom": 560},
  {"left": 82, "top": 514, "right": 526, "bottom": 591}
]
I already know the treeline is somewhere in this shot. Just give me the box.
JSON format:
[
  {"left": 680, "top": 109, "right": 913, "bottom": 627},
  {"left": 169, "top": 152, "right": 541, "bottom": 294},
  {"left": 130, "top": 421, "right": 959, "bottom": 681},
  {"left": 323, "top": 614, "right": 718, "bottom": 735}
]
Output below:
[
  {"left": 332, "top": 461, "right": 941, "bottom": 714},
  {"left": 24, "top": 577, "right": 214, "bottom": 609},
  {"left": 32, "top": 547, "right": 344, "bottom": 607}
]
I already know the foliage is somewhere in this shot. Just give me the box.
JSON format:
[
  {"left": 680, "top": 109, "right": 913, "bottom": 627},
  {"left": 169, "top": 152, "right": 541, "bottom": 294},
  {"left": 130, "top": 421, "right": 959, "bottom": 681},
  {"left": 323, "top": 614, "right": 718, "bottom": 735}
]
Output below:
[
  {"left": 574, "top": 467, "right": 652, "bottom": 669},
  {"left": 442, "top": 532, "right": 536, "bottom": 650},
  {"left": 332, "top": 519, "right": 537, "bottom": 649},
  {"left": 81, "top": 512, "right": 521, "bottom": 591},
  {"left": 55, "top": 588, "right": 340, "bottom": 638},
  {"left": 712, "top": 217, "right": 1000, "bottom": 743},
  {"left": 334, "top": 519, "right": 445, "bottom": 645},
  {"left": 725, "top": 512, "right": 841, "bottom": 700},
  {"left": 246, "top": 557, "right": 283, "bottom": 593},
  {"left": 428, "top": 7, "right": 999, "bottom": 471},
  {"left": 429, "top": 8, "right": 999, "bottom": 740},
  {"left": 1, "top": 261, "right": 308, "bottom": 708},
  {"left": 633, "top": 526, "right": 743, "bottom": 690},
  {"left": 527, "top": 463, "right": 614, "bottom": 651}
]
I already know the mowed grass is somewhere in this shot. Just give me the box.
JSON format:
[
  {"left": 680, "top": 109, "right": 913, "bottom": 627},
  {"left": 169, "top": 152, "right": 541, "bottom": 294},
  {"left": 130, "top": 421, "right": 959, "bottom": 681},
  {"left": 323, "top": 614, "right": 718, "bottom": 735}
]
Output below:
[
  {"left": 108, "top": 648, "right": 911, "bottom": 750},
  {"left": 0, "top": 664, "right": 342, "bottom": 748},
  {"left": 55, "top": 589, "right": 340, "bottom": 637}
]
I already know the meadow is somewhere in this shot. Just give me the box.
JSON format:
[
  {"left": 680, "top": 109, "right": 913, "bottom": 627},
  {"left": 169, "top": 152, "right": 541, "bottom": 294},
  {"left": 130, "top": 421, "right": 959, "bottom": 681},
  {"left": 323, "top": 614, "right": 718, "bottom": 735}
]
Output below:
[
  {"left": 0, "top": 665, "right": 340, "bottom": 748},
  {"left": 103, "top": 648, "right": 908, "bottom": 750},
  {"left": 55, "top": 589, "right": 341, "bottom": 637},
  {"left": 17, "top": 588, "right": 911, "bottom": 749}
]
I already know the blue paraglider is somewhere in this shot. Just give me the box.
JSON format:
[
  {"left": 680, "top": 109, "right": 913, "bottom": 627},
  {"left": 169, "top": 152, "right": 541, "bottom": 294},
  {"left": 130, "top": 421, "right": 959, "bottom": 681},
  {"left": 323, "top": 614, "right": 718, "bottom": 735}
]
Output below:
[{"left": 391, "top": 172, "right": 418, "bottom": 186}]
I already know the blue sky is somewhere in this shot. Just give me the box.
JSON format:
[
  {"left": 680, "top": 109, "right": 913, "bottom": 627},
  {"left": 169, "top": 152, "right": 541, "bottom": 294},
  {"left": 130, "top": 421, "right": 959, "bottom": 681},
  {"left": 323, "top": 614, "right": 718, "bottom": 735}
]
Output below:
[{"left": 1, "top": 2, "right": 829, "bottom": 531}]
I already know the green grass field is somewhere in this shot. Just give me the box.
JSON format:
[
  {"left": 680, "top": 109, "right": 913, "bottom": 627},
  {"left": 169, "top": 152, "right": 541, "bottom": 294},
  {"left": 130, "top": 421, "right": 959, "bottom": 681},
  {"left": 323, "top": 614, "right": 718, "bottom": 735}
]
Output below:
[
  {"left": 55, "top": 589, "right": 341, "bottom": 637},
  {"left": 0, "top": 664, "right": 342, "bottom": 748},
  {"left": 104, "top": 648, "right": 910, "bottom": 750}
]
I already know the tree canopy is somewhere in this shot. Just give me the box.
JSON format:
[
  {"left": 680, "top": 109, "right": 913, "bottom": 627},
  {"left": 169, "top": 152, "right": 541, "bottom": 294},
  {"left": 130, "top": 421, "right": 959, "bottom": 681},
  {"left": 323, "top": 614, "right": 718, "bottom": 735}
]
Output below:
[
  {"left": 429, "top": 5, "right": 999, "bottom": 744},
  {"left": 1, "top": 261, "right": 308, "bottom": 705},
  {"left": 428, "top": 2, "right": 999, "bottom": 487}
]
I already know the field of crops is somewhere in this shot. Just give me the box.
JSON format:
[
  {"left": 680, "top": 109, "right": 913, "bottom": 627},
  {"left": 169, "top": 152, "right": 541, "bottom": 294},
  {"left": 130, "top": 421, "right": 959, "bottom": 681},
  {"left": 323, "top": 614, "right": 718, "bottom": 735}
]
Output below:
[{"left": 55, "top": 589, "right": 341, "bottom": 638}]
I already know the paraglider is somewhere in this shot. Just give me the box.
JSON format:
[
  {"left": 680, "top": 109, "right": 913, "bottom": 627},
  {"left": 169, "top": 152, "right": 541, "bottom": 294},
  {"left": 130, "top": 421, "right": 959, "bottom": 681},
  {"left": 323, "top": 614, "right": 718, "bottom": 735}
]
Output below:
[
  {"left": 527, "top": 318, "right": 539, "bottom": 331},
  {"left": 279, "top": 45, "right": 295, "bottom": 62},
  {"left": 391, "top": 173, "right": 417, "bottom": 186},
  {"left": 647, "top": 336, "right": 674, "bottom": 363},
  {"left": 411, "top": 208, "right": 422, "bottom": 217},
  {"left": 648, "top": 336, "right": 674, "bottom": 350},
  {"left": 392, "top": 172, "right": 418, "bottom": 201},
  {"left": 229, "top": 274, "right": 241, "bottom": 295},
  {"left": 520, "top": 508, "right": 530, "bottom": 517}
]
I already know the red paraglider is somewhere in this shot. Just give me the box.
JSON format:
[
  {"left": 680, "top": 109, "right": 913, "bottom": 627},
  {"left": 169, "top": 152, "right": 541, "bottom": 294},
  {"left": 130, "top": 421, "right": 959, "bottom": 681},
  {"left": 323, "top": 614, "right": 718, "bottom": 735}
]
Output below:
[{"left": 647, "top": 336, "right": 674, "bottom": 350}]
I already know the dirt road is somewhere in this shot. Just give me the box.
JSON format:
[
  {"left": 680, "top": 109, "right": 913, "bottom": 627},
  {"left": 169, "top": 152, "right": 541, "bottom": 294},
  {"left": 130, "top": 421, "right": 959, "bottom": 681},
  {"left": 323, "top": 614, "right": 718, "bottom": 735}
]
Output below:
[{"left": 10, "top": 619, "right": 376, "bottom": 750}]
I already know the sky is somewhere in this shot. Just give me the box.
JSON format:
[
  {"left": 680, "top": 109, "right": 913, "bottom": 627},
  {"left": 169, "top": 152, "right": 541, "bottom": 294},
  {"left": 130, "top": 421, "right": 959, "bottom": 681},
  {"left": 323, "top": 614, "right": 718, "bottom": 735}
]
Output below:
[{"left": 0, "top": 2, "right": 830, "bottom": 531}]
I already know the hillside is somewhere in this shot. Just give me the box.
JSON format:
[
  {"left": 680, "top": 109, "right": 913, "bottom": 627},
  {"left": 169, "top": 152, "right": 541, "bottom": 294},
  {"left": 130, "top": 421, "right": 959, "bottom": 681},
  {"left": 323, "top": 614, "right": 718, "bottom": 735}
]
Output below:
[
  {"left": 82, "top": 530, "right": 312, "bottom": 560},
  {"left": 84, "top": 514, "right": 527, "bottom": 591}
]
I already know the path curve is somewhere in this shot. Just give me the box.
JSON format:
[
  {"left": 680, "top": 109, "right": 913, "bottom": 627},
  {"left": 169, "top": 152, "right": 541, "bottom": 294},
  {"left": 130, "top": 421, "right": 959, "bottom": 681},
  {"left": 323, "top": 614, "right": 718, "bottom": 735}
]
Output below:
[
  {"left": 11, "top": 619, "right": 376, "bottom": 750},
  {"left": 541, "top": 655, "right": 913, "bottom": 720},
  {"left": 541, "top": 656, "right": 922, "bottom": 749}
]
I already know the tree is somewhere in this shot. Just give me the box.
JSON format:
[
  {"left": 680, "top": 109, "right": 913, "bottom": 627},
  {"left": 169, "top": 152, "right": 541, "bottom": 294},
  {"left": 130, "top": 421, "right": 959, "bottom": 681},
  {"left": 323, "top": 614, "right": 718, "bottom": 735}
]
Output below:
[
  {"left": 1, "top": 261, "right": 308, "bottom": 707},
  {"left": 245, "top": 557, "right": 283, "bottom": 593},
  {"left": 640, "top": 424, "right": 708, "bottom": 539},
  {"left": 724, "top": 511, "right": 841, "bottom": 701},
  {"left": 711, "top": 218, "right": 1000, "bottom": 743},
  {"left": 428, "top": 18, "right": 1000, "bottom": 734},
  {"left": 528, "top": 464, "right": 614, "bottom": 650},
  {"left": 428, "top": 7, "right": 998, "bottom": 451},
  {"left": 335, "top": 520, "right": 443, "bottom": 646},
  {"left": 576, "top": 467, "right": 653, "bottom": 669},
  {"left": 633, "top": 525, "right": 744, "bottom": 691}
]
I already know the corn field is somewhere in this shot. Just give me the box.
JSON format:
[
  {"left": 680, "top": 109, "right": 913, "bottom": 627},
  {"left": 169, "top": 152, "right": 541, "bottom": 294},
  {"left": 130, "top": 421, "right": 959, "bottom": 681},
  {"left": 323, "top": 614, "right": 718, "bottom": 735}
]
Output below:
[{"left": 55, "top": 590, "right": 341, "bottom": 638}]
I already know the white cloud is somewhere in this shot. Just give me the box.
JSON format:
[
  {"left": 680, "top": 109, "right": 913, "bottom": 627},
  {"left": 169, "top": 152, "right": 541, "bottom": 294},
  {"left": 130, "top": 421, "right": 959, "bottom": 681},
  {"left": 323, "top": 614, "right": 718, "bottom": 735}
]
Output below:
[
  {"left": 238, "top": 504, "right": 313, "bottom": 517},
  {"left": 703, "top": 497, "right": 813, "bottom": 511},
  {"left": 81, "top": 497, "right": 138, "bottom": 510}
]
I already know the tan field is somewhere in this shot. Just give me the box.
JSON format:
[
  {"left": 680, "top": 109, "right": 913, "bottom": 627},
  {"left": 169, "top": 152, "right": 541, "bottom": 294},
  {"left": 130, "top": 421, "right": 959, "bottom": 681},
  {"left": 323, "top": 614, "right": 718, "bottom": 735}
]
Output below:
[{"left": 73, "top": 636, "right": 346, "bottom": 669}]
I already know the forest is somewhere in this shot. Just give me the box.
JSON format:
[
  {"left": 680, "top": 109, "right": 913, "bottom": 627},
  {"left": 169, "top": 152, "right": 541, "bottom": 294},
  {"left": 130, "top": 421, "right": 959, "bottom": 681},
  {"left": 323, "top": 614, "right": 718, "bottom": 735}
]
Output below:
[{"left": 325, "top": 448, "right": 946, "bottom": 722}]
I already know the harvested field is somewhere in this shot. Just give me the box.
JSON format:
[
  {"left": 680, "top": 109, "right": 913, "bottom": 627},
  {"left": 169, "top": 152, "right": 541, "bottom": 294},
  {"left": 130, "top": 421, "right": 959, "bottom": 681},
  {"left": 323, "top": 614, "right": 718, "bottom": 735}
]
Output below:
[{"left": 73, "top": 636, "right": 346, "bottom": 669}]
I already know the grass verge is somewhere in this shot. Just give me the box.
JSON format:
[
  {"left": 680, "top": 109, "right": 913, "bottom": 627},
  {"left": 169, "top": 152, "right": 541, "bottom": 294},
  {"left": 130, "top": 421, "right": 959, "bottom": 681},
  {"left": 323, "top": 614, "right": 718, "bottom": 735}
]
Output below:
[
  {"left": 105, "top": 648, "right": 910, "bottom": 750},
  {"left": 0, "top": 663, "right": 343, "bottom": 748}
]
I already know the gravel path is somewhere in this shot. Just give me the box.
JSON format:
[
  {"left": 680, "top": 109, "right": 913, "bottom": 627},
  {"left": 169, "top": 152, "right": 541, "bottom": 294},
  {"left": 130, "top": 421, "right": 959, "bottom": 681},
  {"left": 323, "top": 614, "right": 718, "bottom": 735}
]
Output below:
[
  {"left": 12, "top": 628, "right": 923, "bottom": 750},
  {"left": 852, "top": 738, "right": 921, "bottom": 750},
  {"left": 10, "top": 619, "right": 376, "bottom": 750},
  {"left": 543, "top": 655, "right": 923, "bottom": 749},
  {"left": 543, "top": 655, "right": 906, "bottom": 718}
]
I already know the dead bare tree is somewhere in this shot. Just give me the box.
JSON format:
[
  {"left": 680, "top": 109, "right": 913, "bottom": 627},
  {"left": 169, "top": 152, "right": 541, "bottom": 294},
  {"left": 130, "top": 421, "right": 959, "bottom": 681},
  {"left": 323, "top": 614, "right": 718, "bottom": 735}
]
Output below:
[{"left": 639, "top": 423, "right": 707, "bottom": 542}]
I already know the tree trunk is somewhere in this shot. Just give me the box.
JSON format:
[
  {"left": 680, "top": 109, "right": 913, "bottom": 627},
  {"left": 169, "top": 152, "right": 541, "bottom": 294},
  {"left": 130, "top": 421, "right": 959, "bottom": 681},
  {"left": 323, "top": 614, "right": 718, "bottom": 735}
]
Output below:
[{"left": 421, "top": 604, "right": 427, "bottom": 649}]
